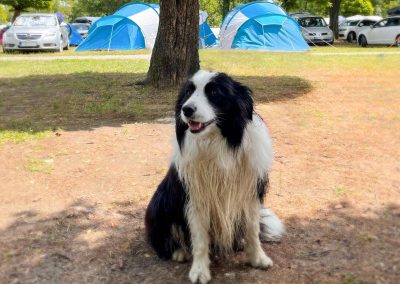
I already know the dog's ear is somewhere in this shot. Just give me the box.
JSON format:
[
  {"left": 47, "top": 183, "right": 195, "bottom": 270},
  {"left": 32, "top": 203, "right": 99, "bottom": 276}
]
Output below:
[
  {"left": 207, "top": 73, "right": 254, "bottom": 150},
  {"left": 175, "top": 80, "right": 195, "bottom": 150},
  {"left": 231, "top": 78, "right": 254, "bottom": 121}
]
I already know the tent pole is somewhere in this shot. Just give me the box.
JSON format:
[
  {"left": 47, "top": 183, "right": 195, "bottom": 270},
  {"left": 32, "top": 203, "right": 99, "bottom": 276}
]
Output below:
[{"left": 108, "top": 24, "right": 114, "bottom": 51}]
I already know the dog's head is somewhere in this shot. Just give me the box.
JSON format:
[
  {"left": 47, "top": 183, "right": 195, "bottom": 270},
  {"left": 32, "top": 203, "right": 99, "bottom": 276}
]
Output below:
[{"left": 175, "top": 70, "right": 254, "bottom": 150}]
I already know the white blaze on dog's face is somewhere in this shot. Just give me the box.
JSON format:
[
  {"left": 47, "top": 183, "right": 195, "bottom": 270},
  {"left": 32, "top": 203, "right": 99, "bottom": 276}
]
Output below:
[{"left": 180, "top": 70, "right": 217, "bottom": 134}]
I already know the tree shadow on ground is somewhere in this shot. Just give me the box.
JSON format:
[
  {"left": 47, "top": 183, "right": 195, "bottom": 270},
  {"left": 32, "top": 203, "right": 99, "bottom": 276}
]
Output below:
[
  {"left": 0, "top": 72, "right": 312, "bottom": 133},
  {"left": 0, "top": 200, "right": 398, "bottom": 283}
]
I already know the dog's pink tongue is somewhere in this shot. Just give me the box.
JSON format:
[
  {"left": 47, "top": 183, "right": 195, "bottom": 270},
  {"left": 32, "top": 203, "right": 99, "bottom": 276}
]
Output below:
[{"left": 189, "top": 121, "right": 202, "bottom": 131}]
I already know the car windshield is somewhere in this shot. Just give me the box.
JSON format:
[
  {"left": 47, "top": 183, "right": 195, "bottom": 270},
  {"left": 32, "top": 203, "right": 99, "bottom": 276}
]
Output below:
[
  {"left": 14, "top": 15, "right": 57, "bottom": 27},
  {"left": 298, "top": 17, "right": 327, "bottom": 27}
]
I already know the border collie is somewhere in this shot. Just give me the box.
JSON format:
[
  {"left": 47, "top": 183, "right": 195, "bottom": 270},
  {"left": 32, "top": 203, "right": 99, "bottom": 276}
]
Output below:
[{"left": 145, "top": 70, "right": 284, "bottom": 283}]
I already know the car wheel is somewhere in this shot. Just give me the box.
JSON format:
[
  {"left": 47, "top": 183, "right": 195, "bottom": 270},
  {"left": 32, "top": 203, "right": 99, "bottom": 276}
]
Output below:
[
  {"left": 396, "top": 35, "right": 400, "bottom": 47},
  {"left": 359, "top": 35, "right": 367, "bottom": 47},
  {"left": 347, "top": 32, "right": 355, "bottom": 43}
]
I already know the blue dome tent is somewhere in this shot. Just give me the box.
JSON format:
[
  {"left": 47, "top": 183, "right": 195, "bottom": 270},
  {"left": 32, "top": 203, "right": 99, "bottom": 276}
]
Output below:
[
  {"left": 113, "top": 2, "right": 160, "bottom": 49},
  {"left": 66, "top": 24, "right": 83, "bottom": 46},
  {"left": 114, "top": 3, "right": 216, "bottom": 48},
  {"left": 76, "top": 2, "right": 216, "bottom": 51},
  {"left": 220, "top": 1, "right": 309, "bottom": 51},
  {"left": 76, "top": 15, "right": 145, "bottom": 51},
  {"left": 199, "top": 11, "right": 217, "bottom": 48}
]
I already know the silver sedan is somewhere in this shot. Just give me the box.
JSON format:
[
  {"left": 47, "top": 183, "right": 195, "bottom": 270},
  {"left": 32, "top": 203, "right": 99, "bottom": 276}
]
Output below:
[{"left": 2, "top": 13, "right": 69, "bottom": 53}]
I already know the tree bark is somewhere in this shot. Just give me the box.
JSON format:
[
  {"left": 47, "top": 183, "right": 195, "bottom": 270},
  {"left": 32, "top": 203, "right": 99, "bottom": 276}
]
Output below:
[
  {"left": 145, "top": 0, "right": 200, "bottom": 88},
  {"left": 329, "top": 0, "right": 342, "bottom": 39}
]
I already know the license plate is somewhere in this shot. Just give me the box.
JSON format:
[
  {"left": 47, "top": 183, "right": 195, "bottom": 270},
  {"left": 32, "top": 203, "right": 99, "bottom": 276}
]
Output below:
[{"left": 20, "top": 41, "right": 37, "bottom": 47}]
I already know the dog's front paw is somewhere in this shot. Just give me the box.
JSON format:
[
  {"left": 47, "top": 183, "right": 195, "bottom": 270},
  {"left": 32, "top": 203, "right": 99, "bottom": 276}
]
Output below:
[
  {"left": 189, "top": 262, "right": 211, "bottom": 284},
  {"left": 250, "top": 250, "right": 273, "bottom": 269}
]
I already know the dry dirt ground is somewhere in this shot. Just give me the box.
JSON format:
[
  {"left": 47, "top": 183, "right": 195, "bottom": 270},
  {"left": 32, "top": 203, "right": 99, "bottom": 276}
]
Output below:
[{"left": 1, "top": 61, "right": 400, "bottom": 284}]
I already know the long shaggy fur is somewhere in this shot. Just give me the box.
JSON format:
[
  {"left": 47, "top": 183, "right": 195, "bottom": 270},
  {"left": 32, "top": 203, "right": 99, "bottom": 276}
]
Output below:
[{"left": 145, "top": 70, "right": 284, "bottom": 283}]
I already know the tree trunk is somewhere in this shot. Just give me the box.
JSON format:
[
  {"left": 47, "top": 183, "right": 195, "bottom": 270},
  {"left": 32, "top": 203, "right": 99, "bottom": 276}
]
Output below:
[
  {"left": 145, "top": 0, "right": 200, "bottom": 88},
  {"left": 329, "top": 0, "right": 342, "bottom": 39},
  {"left": 12, "top": 9, "right": 22, "bottom": 22}
]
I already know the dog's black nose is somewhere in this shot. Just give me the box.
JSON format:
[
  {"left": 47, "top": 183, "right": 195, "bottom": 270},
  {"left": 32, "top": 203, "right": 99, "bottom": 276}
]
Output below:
[{"left": 182, "top": 105, "right": 196, "bottom": 117}]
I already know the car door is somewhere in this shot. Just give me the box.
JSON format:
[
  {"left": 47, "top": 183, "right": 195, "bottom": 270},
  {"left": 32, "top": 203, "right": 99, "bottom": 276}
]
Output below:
[
  {"left": 359, "top": 20, "right": 378, "bottom": 38},
  {"left": 381, "top": 18, "right": 400, "bottom": 44},
  {"left": 368, "top": 19, "right": 387, "bottom": 43},
  {"left": 59, "top": 23, "right": 68, "bottom": 47}
]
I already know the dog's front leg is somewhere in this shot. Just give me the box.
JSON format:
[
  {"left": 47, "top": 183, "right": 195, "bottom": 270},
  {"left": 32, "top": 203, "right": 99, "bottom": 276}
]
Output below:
[
  {"left": 187, "top": 205, "right": 211, "bottom": 284},
  {"left": 245, "top": 204, "right": 273, "bottom": 269}
]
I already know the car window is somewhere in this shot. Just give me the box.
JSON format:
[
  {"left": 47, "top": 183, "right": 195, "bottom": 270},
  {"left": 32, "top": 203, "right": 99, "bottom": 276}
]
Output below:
[
  {"left": 298, "top": 17, "right": 327, "bottom": 28},
  {"left": 374, "top": 20, "right": 388, "bottom": 28},
  {"left": 14, "top": 15, "right": 57, "bottom": 27},
  {"left": 364, "top": 20, "right": 377, "bottom": 26},
  {"left": 341, "top": 20, "right": 359, "bottom": 27},
  {"left": 386, "top": 18, "right": 400, "bottom": 26},
  {"left": 359, "top": 20, "right": 376, "bottom": 27}
]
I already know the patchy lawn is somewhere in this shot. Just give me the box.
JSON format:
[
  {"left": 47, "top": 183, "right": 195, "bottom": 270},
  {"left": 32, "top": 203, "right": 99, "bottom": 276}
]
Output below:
[
  {"left": 0, "top": 56, "right": 311, "bottom": 141},
  {"left": 0, "top": 42, "right": 398, "bottom": 57},
  {"left": 0, "top": 50, "right": 399, "bottom": 283}
]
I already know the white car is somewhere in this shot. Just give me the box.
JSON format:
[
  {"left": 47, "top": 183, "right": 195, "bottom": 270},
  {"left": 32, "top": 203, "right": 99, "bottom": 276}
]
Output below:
[
  {"left": 339, "top": 16, "right": 382, "bottom": 43},
  {"left": 358, "top": 16, "right": 400, "bottom": 47},
  {"left": 2, "top": 13, "right": 69, "bottom": 53},
  {"left": 292, "top": 14, "right": 334, "bottom": 45}
]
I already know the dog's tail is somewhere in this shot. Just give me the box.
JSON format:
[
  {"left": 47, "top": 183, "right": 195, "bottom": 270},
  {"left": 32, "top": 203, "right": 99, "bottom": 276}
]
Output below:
[{"left": 259, "top": 207, "right": 285, "bottom": 242}]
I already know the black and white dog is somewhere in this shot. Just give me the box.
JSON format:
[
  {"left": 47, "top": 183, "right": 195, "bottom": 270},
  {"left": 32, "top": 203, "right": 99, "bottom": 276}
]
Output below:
[{"left": 145, "top": 70, "right": 284, "bottom": 283}]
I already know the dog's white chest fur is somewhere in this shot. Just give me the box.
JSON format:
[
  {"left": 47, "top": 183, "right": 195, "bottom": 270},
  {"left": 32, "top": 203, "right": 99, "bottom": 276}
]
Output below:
[{"left": 173, "top": 114, "right": 273, "bottom": 250}]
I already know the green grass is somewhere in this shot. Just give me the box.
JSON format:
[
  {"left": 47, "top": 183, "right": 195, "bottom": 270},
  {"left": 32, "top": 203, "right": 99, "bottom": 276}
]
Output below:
[
  {"left": 0, "top": 49, "right": 399, "bottom": 144},
  {"left": 309, "top": 41, "right": 400, "bottom": 53},
  {"left": 200, "top": 49, "right": 400, "bottom": 77},
  {"left": 342, "top": 273, "right": 359, "bottom": 284},
  {"left": 0, "top": 129, "right": 50, "bottom": 144},
  {"left": 333, "top": 186, "right": 352, "bottom": 198},
  {"left": 24, "top": 157, "right": 53, "bottom": 174},
  {"left": 0, "top": 59, "right": 149, "bottom": 77},
  {"left": 0, "top": 46, "right": 150, "bottom": 56},
  {"left": 0, "top": 42, "right": 398, "bottom": 57}
]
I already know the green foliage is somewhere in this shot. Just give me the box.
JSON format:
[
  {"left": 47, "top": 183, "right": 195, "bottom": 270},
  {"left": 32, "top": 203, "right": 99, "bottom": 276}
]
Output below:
[
  {"left": 279, "top": 0, "right": 331, "bottom": 16},
  {"left": 341, "top": 0, "right": 374, "bottom": 16},
  {"left": 71, "top": 0, "right": 159, "bottom": 19},
  {"left": 0, "top": 0, "right": 52, "bottom": 21},
  {"left": 371, "top": 0, "right": 400, "bottom": 15},
  {"left": 0, "top": 0, "right": 51, "bottom": 11},
  {"left": 200, "top": 0, "right": 222, "bottom": 27},
  {"left": 0, "top": 5, "right": 7, "bottom": 23},
  {"left": 49, "top": 0, "right": 74, "bottom": 21}
]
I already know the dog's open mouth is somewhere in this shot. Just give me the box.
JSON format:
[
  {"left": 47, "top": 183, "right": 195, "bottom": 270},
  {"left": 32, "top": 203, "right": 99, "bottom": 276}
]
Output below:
[{"left": 188, "top": 119, "right": 215, "bottom": 134}]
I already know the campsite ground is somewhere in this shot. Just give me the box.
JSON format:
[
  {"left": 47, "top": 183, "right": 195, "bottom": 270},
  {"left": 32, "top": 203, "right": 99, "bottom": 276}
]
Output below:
[{"left": 0, "top": 46, "right": 399, "bottom": 283}]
